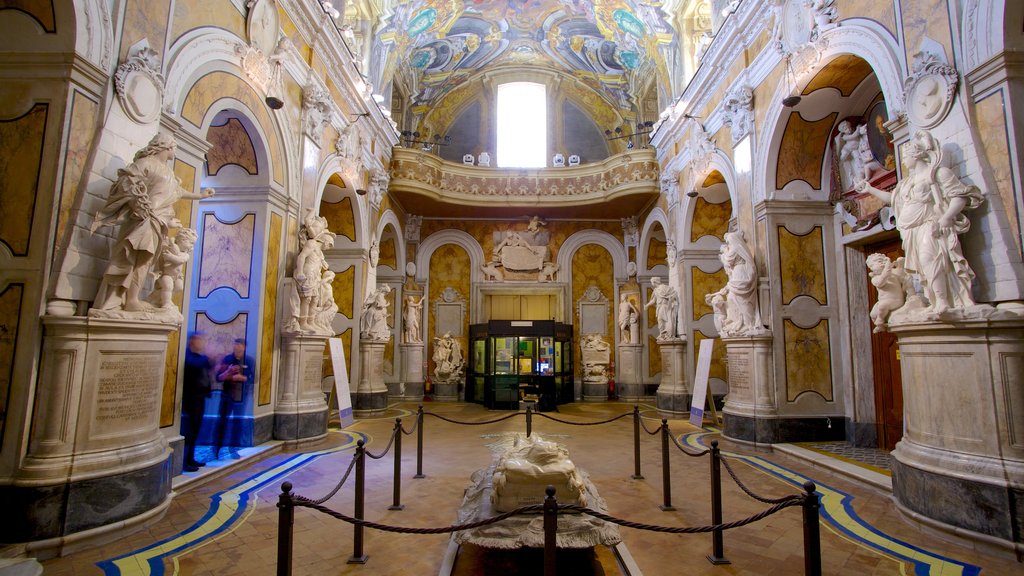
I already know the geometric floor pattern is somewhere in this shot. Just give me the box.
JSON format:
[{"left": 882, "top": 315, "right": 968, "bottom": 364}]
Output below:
[{"left": 795, "top": 442, "right": 893, "bottom": 473}]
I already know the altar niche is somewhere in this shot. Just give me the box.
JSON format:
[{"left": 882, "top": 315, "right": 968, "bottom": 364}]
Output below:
[{"left": 468, "top": 321, "right": 574, "bottom": 411}]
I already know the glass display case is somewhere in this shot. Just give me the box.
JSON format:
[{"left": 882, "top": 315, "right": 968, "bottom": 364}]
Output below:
[{"left": 467, "top": 320, "right": 573, "bottom": 410}]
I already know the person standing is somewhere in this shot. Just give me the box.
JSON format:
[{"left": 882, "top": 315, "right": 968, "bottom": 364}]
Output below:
[
  {"left": 213, "top": 338, "right": 254, "bottom": 460},
  {"left": 182, "top": 332, "right": 213, "bottom": 472}
]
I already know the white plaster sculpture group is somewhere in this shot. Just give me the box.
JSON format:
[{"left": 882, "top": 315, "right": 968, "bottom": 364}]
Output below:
[
  {"left": 481, "top": 216, "right": 558, "bottom": 282},
  {"left": 432, "top": 331, "right": 465, "bottom": 384},
  {"left": 90, "top": 132, "right": 213, "bottom": 322},
  {"left": 360, "top": 285, "right": 392, "bottom": 341},
  {"left": 858, "top": 129, "right": 986, "bottom": 328},
  {"left": 287, "top": 212, "right": 338, "bottom": 335},
  {"left": 835, "top": 120, "right": 885, "bottom": 191},
  {"left": 705, "top": 231, "right": 768, "bottom": 338}
]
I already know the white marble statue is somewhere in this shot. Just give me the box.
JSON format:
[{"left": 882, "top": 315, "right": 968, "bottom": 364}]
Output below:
[
  {"left": 538, "top": 262, "right": 559, "bottom": 282},
  {"left": 403, "top": 294, "right": 425, "bottom": 343},
  {"left": 617, "top": 294, "right": 639, "bottom": 344},
  {"left": 645, "top": 277, "right": 678, "bottom": 340},
  {"left": 90, "top": 132, "right": 214, "bottom": 316},
  {"left": 360, "top": 285, "right": 392, "bottom": 341},
  {"left": 705, "top": 231, "right": 767, "bottom": 337},
  {"left": 835, "top": 121, "right": 884, "bottom": 190},
  {"left": 481, "top": 260, "right": 504, "bottom": 281},
  {"left": 288, "top": 212, "right": 337, "bottom": 334},
  {"left": 432, "top": 331, "right": 464, "bottom": 382},
  {"left": 147, "top": 228, "right": 197, "bottom": 310},
  {"left": 865, "top": 253, "right": 914, "bottom": 332},
  {"left": 856, "top": 130, "right": 984, "bottom": 316}
]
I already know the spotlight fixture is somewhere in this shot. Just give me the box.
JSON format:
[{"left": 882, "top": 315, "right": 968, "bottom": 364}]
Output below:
[
  {"left": 605, "top": 121, "right": 656, "bottom": 149},
  {"left": 781, "top": 56, "right": 802, "bottom": 108},
  {"left": 400, "top": 130, "right": 452, "bottom": 153},
  {"left": 265, "top": 96, "right": 284, "bottom": 110},
  {"left": 355, "top": 188, "right": 367, "bottom": 196},
  {"left": 687, "top": 189, "right": 699, "bottom": 198}
]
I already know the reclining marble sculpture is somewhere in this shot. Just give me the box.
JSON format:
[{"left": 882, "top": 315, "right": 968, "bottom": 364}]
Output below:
[{"left": 491, "top": 434, "right": 586, "bottom": 512}]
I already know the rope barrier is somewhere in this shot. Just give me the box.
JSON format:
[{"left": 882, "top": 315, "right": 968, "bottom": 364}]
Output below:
[
  {"left": 721, "top": 455, "right": 797, "bottom": 505},
  {"left": 287, "top": 489, "right": 802, "bottom": 536},
  {"left": 422, "top": 411, "right": 523, "bottom": 426},
  {"left": 640, "top": 417, "right": 663, "bottom": 436},
  {"left": 399, "top": 417, "right": 419, "bottom": 436},
  {"left": 308, "top": 453, "right": 359, "bottom": 505},
  {"left": 365, "top": 427, "right": 399, "bottom": 460},
  {"left": 667, "top": 428, "right": 710, "bottom": 457},
  {"left": 533, "top": 411, "right": 633, "bottom": 426}
]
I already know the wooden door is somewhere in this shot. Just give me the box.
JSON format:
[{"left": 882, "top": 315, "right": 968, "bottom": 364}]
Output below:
[{"left": 865, "top": 238, "right": 904, "bottom": 451}]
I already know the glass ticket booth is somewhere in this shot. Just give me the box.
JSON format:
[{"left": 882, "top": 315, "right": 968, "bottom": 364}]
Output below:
[{"left": 468, "top": 320, "right": 573, "bottom": 411}]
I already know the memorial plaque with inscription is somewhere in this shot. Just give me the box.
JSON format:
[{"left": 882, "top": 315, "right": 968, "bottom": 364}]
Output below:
[
  {"left": 94, "top": 353, "right": 162, "bottom": 436},
  {"left": 727, "top": 353, "right": 751, "bottom": 396},
  {"left": 303, "top": 349, "right": 324, "bottom": 395}
]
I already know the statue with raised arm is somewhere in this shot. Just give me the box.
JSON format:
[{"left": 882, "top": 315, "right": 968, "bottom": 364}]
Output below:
[
  {"left": 645, "top": 277, "right": 678, "bottom": 340},
  {"left": 618, "top": 294, "right": 639, "bottom": 343},
  {"left": 403, "top": 295, "right": 425, "bottom": 343},
  {"left": 90, "top": 132, "right": 214, "bottom": 315},
  {"left": 856, "top": 130, "right": 984, "bottom": 316},
  {"left": 705, "top": 231, "right": 767, "bottom": 337}
]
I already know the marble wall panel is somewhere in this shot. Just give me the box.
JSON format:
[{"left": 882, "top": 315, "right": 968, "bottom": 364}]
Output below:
[
  {"left": 754, "top": 62, "right": 784, "bottom": 137},
  {"left": 647, "top": 333, "right": 662, "bottom": 377},
  {"left": 260, "top": 212, "right": 282, "bottom": 406},
  {"left": 120, "top": 0, "right": 171, "bottom": 61},
  {"left": 694, "top": 329, "right": 727, "bottom": 383},
  {"left": 57, "top": 92, "right": 98, "bottom": 246},
  {"left": 899, "top": 0, "right": 954, "bottom": 66},
  {"left": 836, "top": 0, "right": 897, "bottom": 38},
  {"left": 0, "top": 283, "right": 23, "bottom": 444},
  {"left": 207, "top": 118, "right": 258, "bottom": 176},
  {"left": 784, "top": 319, "right": 833, "bottom": 402},
  {"left": 428, "top": 244, "right": 470, "bottom": 380},
  {"left": 319, "top": 125, "right": 339, "bottom": 164},
  {"left": 802, "top": 55, "right": 874, "bottom": 96},
  {"left": 0, "top": 0, "right": 55, "bottom": 31},
  {"left": 691, "top": 267, "right": 727, "bottom": 321},
  {"left": 779, "top": 225, "right": 827, "bottom": 305},
  {"left": 690, "top": 197, "right": 731, "bottom": 243},
  {"left": 181, "top": 71, "right": 284, "bottom": 186},
  {"left": 332, "top": 264, "right": 355, "bottom": 320},
  {"left": 198, "top": 212, "right": 255, "bottom": 299},
  {"left": 379, "top": 236, "right": 397, "bottom": 270},
  {"left": 171, "top": 0, "right": 244, "bottom": 45},
  {"left": 321, "top": 197, "right": 356, "bottom": 242},
  {"left": 776, "top": 112, "right": 837, "bottom": 191},
  {"left": 172, "top": 160, "right": 197, "bottom": 228},
  {"left": 646, "top": 235, "right": 667, "bottom": 270},
  {"left": 975, "top": 93, "right": 1020, "bottom": 253},
  {"left": 196, "top": 312, "right": 248, "bottom": 369},
  {"left": 0, "top": 103, "right": 46, "bottom": 256}
]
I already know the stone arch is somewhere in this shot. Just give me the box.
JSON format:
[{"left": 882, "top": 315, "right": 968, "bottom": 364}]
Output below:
[
  {"left": 963, "top": 0, "right": 1024, "bottom": 73},
  {"left": 374, "top": 209, "right": 406, "bottom": 276},
  {"left": 556, "top": 230, "right": 629, "bottom": 285},
  {"left": 315, "top": 167, "right": 365, "bottom": 247},
  {"left": 70, "top": 0, "right": 113, "bottom": 70},
  {"left": 415, "top": 229, "right": 486, "bottom": 287},
  {"left": 198, "top": 101, "right": 274, "bottom": 188},
  {"left": 638, "top": 207, "right": 671, "bottom": 273}
]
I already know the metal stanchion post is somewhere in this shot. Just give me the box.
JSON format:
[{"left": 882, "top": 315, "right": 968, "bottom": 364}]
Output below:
[
  {"left": 414, "top": 405, "right": 425, "bottom": 479},
  {"left": 706, "top": 440, "right": 730, "bottom": 564},
  {"left": 347, "top": 440, "right": 368, "bottom": 564},
  {"left": 659, "top": 419, "right": 675, "bottom": 511},
  {"left": 802, "top": 481, "right": 822, "bottom": 576},
  {"left": 632, "top": 405, "right": 644, "bottom": 479},
  {"left": 390, "top": 418, "right": 404, "bottom": 511},
  {"left": 277, "top": 482, "right": 294, "bottom": 576},
  {"left": 526, "top": 404, "right": 533, "bottom": 437},
  {"left": 543, "top": 486, "right": 558, "bottom": 576}
]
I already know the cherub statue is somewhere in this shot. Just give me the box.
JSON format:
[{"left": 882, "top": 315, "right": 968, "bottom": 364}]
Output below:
[
  {"left": 147, "top": 228, "right": 198, "bottom": 309},
  {"left": 865, "top": 253, "right": 911, "bottom": 332}
]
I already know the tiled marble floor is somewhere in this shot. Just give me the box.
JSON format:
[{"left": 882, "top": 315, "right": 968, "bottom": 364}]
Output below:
[{"left": 36, "top": 402, "right": 1022, "bottom": 575}]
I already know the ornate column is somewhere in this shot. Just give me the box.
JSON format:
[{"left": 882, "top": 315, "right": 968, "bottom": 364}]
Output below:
[
  {"left": 889, "top": 316, "right": 1024, "bottom": 547},
  {"left": 275, "top": 332, "right": 329, "bottom": 444},
  {"left": 655, "top": 337, "right": 690, "bottom": 413}
]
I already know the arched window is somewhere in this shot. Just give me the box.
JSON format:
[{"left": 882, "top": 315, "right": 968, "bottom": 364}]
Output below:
[{"left": 496, "top": 82, "right": 546, "bottom": 168}]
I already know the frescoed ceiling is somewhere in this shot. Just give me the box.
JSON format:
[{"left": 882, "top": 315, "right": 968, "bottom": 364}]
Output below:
[{"left": 373, "top": 0, "right": 679, "bottom": 117}]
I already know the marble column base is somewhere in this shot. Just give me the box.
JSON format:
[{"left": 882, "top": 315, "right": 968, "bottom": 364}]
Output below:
[
  {"left": 654, "top": 338, "right": 688, "bottom": 413},
  {"left": 354, "top": 340, "right": 389, "bottom": 415},
  {"left": 723, "top": 413, "right": 846, "bottom": 444},
  {"left": 582, "top": 381, "right": 608, "bottom": 401},
  {"left": 433, "top": 380, "right": 459, "bottom": 402},
  {"left": 352, "top": 391, "right": 389, "bottom": 415},
  {"left": 274, "top": 409, "right": 329, "bottom": 444},
  {"left": 616, "top": 344, "right": 644, "bottom": 401},
  {"left": 889, "top": 317, "right": 1024, "bottom": 545},
  {"left": 400, "top": 343, "right": 424, "bottom": 399},
  {"left": 615, "top": 382, "right": 645, "bottom": 401},
  {"left": 275, "top": 333, "right": 330, "bottom": 442}
]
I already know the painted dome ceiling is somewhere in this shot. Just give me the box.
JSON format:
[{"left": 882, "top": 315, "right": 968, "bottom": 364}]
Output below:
[{"left": 374, "top": 0, "right": 679, "bottom": 115}]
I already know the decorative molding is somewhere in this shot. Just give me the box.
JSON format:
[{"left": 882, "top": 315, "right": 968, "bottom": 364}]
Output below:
[
  {"left": 904, "top": 50, "right": 959, "bottom": 129},
  {"left": 405, "top": 214, "right": 422, "bottom": 243},
  {"left": 721, "top": 83, "right": 754, "bottom": 145},
  {"left": 301, "top": 83, "right": 332, "bottom": 140},
  {"left": 114, "top": 42, "right": 165, "bottom": 124},
  {"left": 369, "top": 168, "right": 389, "bottom": 210}
]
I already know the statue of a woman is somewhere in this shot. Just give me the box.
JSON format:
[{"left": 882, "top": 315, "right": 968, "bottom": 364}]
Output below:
[
  {"left": 857, "top": 130, "right": 984, "bottom": 315},
  {"left": 91, "top": 133, "right": 214, "bottom": 313},
  {"left": 706, "top": 231, "right": 765, "bottom": 336},
  {"left": 645, "top": 277, "right": 678, "bottom": 340},
  {"left": 360, "top": 285, "right": 392, "bottom": 340},
  {"left": 403, "top": 295, "right": 425, "bottom": 343}
]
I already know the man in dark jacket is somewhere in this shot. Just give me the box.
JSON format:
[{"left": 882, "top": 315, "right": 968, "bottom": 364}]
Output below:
[
  {"left": 182, "top": 332, "right": 213, "bottom": 472},
  {"left": 213, "top": 338, "right": 254, "bottom": 459}
]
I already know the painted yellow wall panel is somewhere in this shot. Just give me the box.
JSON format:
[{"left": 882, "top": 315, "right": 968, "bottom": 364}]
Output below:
[
  {"left": 836, "top": 0, "right": 897, "bottom": 38},
  {"left": 0, "top": 0, "right": 55, "bottom": 31},
  {"left": 900, "top": 0, "right": 954, "bottom": 65},
  {"left": 776, "top": 112, "right": 837, "bottom": 191},
  {"left": 0, "top": 103, "right": 46, "bottom": 256},
  {"left": 784, "top": 319, "right": 833, "bottom": 402},
  {"left": 0, "top": 284, "right": 24, "bottom": 437},
  {"left": 332, "top": 264, "right": 355, "bottom": 320},
  {"left": 121, "top": 0, "right": 172, "bottom": 60},
  {"left": 428, "top": 244, "right": 470, "bottom": 380},
  {"left": 692, "top": 267, "right": 727, "bottom": 321},
  {"left": 171, "top": 0, "right": 244, "bottom": 47},
  {"left": 260, "top": 212, "right": 283, "bottom": 406},
  {"left": 57, "top": 92, "right": 98, "bottom": 246},
  {"left": 199, "top": 212, "right": 256, "bottom": 299},
  {"left": 778, "top": 225, "right": 827, "bottom": 306},
  {"left": 975, "top": 93, "right": 1020, "bottom": 253}
]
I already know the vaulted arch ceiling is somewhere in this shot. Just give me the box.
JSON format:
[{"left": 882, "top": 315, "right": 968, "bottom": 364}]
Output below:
[{"left": 373, "top": 0, "right": 680, "bottom": 119}]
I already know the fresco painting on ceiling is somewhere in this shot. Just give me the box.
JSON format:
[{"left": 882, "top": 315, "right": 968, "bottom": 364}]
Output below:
[{"left": 377, "top": 0, "right": 679, "bottom": 123}]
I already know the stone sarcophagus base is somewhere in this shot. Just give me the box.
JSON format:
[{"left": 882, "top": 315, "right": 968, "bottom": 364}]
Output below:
[
  {"left": 2, "top": 316, "right": 175, "bottom": 548},
  {"left": 721, "top": 335, "right": 775, "bottom": 443},
  {"left": 889, "top": 317, "right": 1024, "bottom": 547},
  {"left": 654, "top": 338, "right": 689, "bottom": 414}
]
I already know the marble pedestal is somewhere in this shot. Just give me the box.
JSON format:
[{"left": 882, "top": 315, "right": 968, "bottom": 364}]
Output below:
[
  {"left": 398, "top": 343, "right": 425, "bottom": 400},
  {"left": 274, "top": 333, "right": 329, "bottom": 444},
  {"left": 2, "top": 316, "right": 175, "bottom": 546},
  {"left": 433, "top": 378, "right": 460, "bottom": 401},
  {"left": 654, "top": 338, "right": 689, "bottom": 414},
  {"left": 354, "top": 340, "right": 389, "bottom": 415},
  {"left": 889, "top": 318, "right": 1024, "bottom": 547},
  {"left": 616, "top": 343, "right": 644, "bottom": 400},
  {"left": 720, "top": 335, "right": 777, "bottom": 443}
]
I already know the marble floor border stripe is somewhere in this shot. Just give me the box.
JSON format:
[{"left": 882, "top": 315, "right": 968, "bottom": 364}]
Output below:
[
  {"left": 96, "top": 430, "right": 367, "bottom": 576},
  {"left": 680, "top": 429, "right": 982, "bottom": 576}
]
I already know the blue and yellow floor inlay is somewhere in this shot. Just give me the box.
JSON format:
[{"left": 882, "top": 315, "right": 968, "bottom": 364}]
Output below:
[
  {"left": 97, "top": 430, "right": 366, "bottom": 576},
  {"left": 681, "top": 428, "right": 982, "bottom": 576}
]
